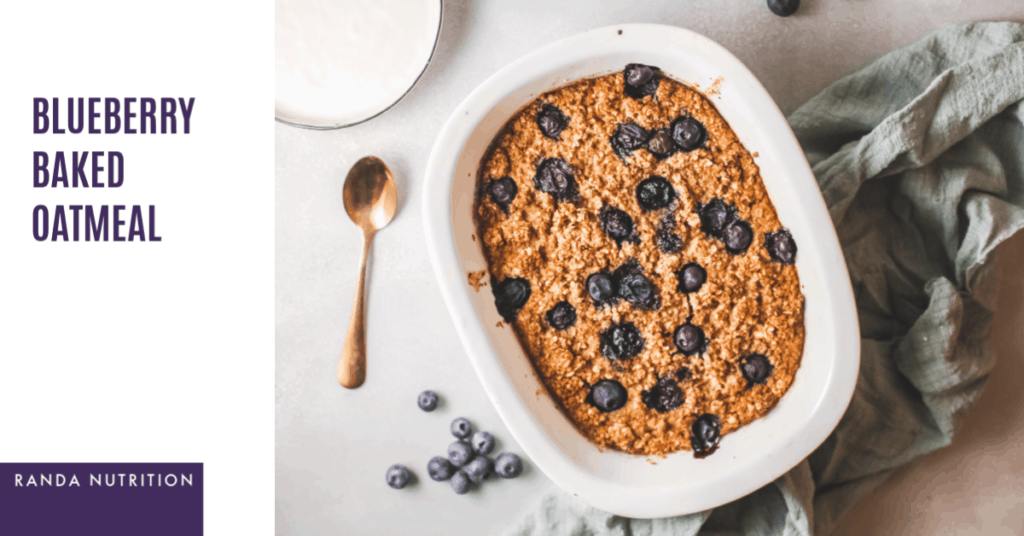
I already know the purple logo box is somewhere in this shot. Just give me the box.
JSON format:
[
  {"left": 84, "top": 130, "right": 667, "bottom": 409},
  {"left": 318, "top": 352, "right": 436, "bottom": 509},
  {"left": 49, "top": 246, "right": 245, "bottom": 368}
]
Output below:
[{"left": 0, "top": 463, "right": 202, "bottom": 536}]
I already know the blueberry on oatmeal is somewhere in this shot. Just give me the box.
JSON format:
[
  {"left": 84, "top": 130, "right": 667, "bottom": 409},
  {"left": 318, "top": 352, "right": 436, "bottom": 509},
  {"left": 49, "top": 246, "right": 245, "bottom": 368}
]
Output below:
[
  {"left": 600, "top": 322, "right": 645, "bottom": 361},
  {"left": 587, "top": 379, "right": 628, "bottom": 413},
  {"left": 536, "top": 103, "right": 569, "bottom": 139},
  {"left": 533, "top": 158, "right": 579, "bottom": 202},
  {"left": 546, "top": 301, "right": 577, "bottom": 331},
  {"left": 623, "top": 63, "right": 660, "bottom": 99}
]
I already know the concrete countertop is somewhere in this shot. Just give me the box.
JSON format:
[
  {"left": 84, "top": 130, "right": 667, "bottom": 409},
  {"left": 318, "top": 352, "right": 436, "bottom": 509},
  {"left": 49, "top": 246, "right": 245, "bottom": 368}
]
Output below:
[{"left": 275, "top": 1, "right": 1024, "bottom": 534}]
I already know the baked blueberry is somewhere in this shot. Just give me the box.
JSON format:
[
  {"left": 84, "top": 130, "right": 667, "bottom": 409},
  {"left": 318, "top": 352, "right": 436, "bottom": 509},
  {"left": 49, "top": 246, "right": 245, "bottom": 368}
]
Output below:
[
  {"left": 673, "top": 322, "right": 706, "bottom": 356},
  {"left": 610, "top": 122, "right": 650, "bottom": 161},
  {"left": 494, "top": 452, "right": 524, "bottom": 479},
  {"left": 656, "top": 229, "right": 682, "bottom": 254},
  {"left": 613, "top": 261, "right": 660, "bottom": 310},
  {"left": 740, "top": 353, "right": 774, "bottom": 387},
  {"left": 487, "top": 177, "right": 518, "bottom": 213},
  {"left": 427, "top": 456, "right": 456, "bottom": 481},
  {"left": 600, "top": 322, "right": 645, "bottom": 361},
  {"left": 450, "top": 417, "right": 473, "bottom": 439},
  {"left": 450, "top": 470, "right": 471, "bottom": 494},
  {"left": 471, "top": 431, "right": 496, "bottom": 455},
  {"left": 641, "top": 377, "right": 685, "bottom": 413},
  {"left": 600, "top": 207, "right": 634, "bottom": 244},
  {"left": 546, "top": 301, "right": 577, "bottom": 331},
  {"left": 675, "top": 263, "right": 707, "bottom": 294},
  {"left": 670, "top": 116, "right": 707, "bottom": 152},
  {"left": 385, "top": 464, "right": 412, "bottom": 489},
  {"left": 417, "top": 390, "right": 439, "bottom": 412},
  {"left": 636, "top": 176, "right": 676, "bottom": 211},
  {"left": 647, "top": 129, "right": 677, "bottom": 159},
  {"left": 492, "top": 277, "right": 531, "bottom": 322},
  {"left": 448, "top": 440, "right": 475, "bottom": 467},
  {"left": 765, "top": 229, "right": 797, "bottom": 264},
  {"left": 697, "top": 198, "right": 736, "bottom": 235},
  {"left": 675, "top": 366, "right": 691, "bottom": 381},
  {"left": 586, "top": 272, "right": 617, "bottom": 305},
  {"left": 623, "top": 63, "right": 660, "bottom": 100},
  {"left": 463, "top": 456, "right": 494, "bottom": 484},
  {"left": 587, "top": 379, "right": 628, "bottom": 413},
  {"left": 624, "top": 63, "right": 655, "bottom": 86},
  {"left": 691, "top": 414, "right": 722, "bottom": 457},
  {"left": 533, "top": 158, "right": 579, "bottom": 202},
  {"left": 723, "top": 220, "right": 753, "bottom": 254},
  {"left": 536, "top": 103, "right": 569, "bottom": 139},
  {"left": 768, "top": 0, "right": 800, "bottom": 17}
]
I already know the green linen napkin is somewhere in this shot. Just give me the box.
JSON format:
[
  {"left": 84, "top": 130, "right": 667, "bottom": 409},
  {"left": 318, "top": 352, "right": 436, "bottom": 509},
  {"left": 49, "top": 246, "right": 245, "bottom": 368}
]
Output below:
[{"left": 506, "top": 21, "right": 1024, "bottom": 536}]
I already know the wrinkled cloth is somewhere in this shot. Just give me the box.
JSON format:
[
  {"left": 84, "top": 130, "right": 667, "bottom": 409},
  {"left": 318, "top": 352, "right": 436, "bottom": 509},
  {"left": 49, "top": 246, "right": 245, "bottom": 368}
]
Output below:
[{"left": 506, "top": 21, "right": 1024, "bottom": 536}]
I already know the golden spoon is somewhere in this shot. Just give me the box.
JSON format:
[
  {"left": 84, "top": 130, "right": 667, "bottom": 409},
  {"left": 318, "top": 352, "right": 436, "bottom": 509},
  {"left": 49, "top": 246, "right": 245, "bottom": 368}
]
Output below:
[{"left": 338, "top": 156, "right": 397, "bottom": 388}]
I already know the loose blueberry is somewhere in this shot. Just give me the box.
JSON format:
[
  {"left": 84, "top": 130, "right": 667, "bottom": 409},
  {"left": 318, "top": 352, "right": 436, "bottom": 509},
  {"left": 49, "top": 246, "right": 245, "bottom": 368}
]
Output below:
[
  {"left": 673, "top": 322, "right": 706, "bottom": 356},
  {"left": 636, "top": 176, "right": 676, "bottom": 211},
  {"left": 450, "top": 417, "right": 473, "bottom": 439},
  {"left": 533, "top": 158, "right": 579, "bottom": 202},
  {"left": 646, "top": 129, "right": 677, "bottom": 159},
  {"left": 600, "top": 207, "right": 634, "bottom": 244},
  {"left": 587, "top": 379, "right": 628, "bottom": 413},
  {"left": 642, "top": 377, "right": 685, "bottom": 413},
  {"left": 471, "top": 431, "right": 496, "bottom": 455},
  {"left": 546, "top": 301, "right": 577, "bottom": 331},
  {"left": 691, "top": 414, "right": 722, "bottom": 457},
  {"left": 656, "top": 229, "right": 682, "bottom": 254},
  {"left": 675, "top": 263, "right": 707, "bottom": 294},
  {"left": 417, "top": 390, "right": 439, "bottom": 412},
  {"left": 723, "top": 220, "right": 754, "bottom": 254},
  {"left": 697, "top": 198, "right": 736, "bottom": 235},
  {"left": 492, "top": 277, "right": 531, "bottom": 322},
  {"left": 586, "top": 272, "right": 618, "bottom": 306},
  {"left": 385, "top": 464, "right": 412, "bottom": 489},
  {"left": 600, "top": 322, "right": 645, "bottom": 361},
  {"left": 613, "top": 261, "right": 660, "bottom": 310},
  {"left": 536, "top": 103, "right": 569, "bottom": 139},
  {"left": 463, "top": 456, "right": 494, "bottom": 484},
  {"left": 610, "top": 122, "right": 650, "bottom": 161},
  {"left": 623, "top": 63, "right": 660, "bottom": 100},
  {"left": 450, "top": 470, "right": 471, "bottom": 494},
  {"left": 487, "top": 177, "right": 518, "bottom": 213},
  {"left": 740, "top": 353, "right": 774, "bottom": 387},
  {"left": 494, "top": 452, "right": 524, "bottom": 479},
  {"left": 670, "top": 116, "right": 707, "bottom": 152},
  {"left": 765, "top": 229, "right": 797, "bottom": 264},
  {"left": 427, "top": 456, "right": 456, "bottom": 481},
  {"left": 448, "top": 441, "right": 475, "bottom": 467},
  {"left": 768, "top": 0, "right": 800, "bottom": 17}
]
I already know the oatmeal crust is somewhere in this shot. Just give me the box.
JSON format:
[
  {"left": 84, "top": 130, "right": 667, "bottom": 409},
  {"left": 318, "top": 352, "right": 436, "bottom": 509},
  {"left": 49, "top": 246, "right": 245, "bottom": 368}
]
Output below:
[{"left": 474, "top": 72, "right": 805, "bottom": 456}]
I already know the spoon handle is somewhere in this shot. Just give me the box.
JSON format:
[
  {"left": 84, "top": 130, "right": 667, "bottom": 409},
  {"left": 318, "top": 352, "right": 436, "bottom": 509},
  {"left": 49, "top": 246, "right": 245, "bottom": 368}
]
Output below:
[{"left": 339, "top": 232, "right": 374, "bottom": 388}]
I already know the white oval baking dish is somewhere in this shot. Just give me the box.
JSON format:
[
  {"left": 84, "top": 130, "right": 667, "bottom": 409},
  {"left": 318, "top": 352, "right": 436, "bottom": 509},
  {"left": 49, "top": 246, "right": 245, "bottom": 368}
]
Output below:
[{"left": 423, "top": 24, "right": 859, "bottom": 518}]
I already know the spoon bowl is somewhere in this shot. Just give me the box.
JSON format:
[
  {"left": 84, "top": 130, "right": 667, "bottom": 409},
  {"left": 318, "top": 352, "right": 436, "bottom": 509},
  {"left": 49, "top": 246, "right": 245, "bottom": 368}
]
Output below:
[
  {"left": 344, "top": 157, "right": 397, "bottom": 230},
  {"left": 338, "top": 156, "right": 398, "bottom": 389}
]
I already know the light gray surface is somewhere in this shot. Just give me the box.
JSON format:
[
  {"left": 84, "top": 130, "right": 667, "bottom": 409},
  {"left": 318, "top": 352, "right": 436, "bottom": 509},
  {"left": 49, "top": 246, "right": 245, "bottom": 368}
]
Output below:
[{"left": 275, "top": 2, "right": 1024, "bottom": 535}]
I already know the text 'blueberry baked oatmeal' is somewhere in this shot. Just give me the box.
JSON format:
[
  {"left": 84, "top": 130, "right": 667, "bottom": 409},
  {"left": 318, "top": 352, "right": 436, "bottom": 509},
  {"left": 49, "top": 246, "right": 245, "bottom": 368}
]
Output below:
[{"left": 474, "top": 64, "right": 804, "bottom": 458}]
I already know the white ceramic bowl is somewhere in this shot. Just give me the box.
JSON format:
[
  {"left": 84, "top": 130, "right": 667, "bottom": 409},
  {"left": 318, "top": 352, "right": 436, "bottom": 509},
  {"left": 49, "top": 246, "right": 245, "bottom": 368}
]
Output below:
[{"left": 423, "top": 24, "right": 859, "bottom": 518}]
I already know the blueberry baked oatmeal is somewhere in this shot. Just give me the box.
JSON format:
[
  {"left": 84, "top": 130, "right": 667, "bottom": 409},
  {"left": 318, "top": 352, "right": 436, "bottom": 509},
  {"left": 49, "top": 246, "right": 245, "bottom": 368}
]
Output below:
[{"left": 474, "top": 64, "right": 804, "bottom": 457}]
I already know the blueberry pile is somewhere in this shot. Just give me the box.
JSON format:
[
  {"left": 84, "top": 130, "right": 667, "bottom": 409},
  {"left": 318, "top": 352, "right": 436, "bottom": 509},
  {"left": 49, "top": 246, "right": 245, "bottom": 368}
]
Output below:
[
  {"left": 434, "top": 416, "right": 523, "bottom": 494},
  {"left": 387, "top": 391, "right": 526, "bottom": 494}
]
